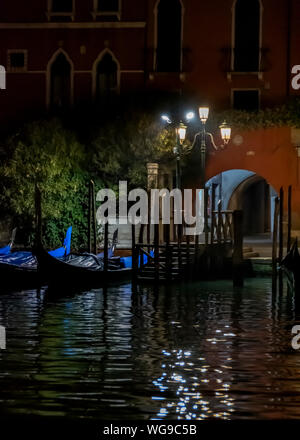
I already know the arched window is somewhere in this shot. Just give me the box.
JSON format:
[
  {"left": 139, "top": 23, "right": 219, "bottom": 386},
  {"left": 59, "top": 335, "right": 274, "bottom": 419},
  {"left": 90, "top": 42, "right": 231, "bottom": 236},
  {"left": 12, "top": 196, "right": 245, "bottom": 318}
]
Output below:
[
  {"left": 95, "top": 52, "right": 119, "bottom": 98},
  {"left": 50, "top": 52, "right": 71, "bottom": 109},
  {"left": 156, "top": 0, "right": 182, "bottom": 72},
  {"left": 234, "top": 0, "right": 261, "bottom": 72}
]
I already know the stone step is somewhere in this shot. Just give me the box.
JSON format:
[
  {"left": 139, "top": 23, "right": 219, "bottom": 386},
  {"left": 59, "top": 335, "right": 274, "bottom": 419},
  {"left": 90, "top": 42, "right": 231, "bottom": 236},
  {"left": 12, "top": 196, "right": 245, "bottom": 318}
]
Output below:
[{"left": 243, "top": 251, "right": 260, "bottom": 258}]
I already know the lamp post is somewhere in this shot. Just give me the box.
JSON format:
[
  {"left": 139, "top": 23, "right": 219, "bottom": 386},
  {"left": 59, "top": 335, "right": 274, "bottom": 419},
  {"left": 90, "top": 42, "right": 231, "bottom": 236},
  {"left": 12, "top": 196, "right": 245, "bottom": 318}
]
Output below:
[
  {"left": 174, "top": 121, "right": 187, "bottom": 190},
  {"left": 196, "top": 106, "right": 231, "bottom": 186}
]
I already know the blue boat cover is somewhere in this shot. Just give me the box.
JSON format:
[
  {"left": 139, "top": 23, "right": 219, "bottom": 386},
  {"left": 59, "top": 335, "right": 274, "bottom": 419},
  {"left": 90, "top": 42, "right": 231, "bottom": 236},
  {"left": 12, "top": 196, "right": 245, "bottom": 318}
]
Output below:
[
  {"left": 0, "top": 251, "right": 36, "bottom": 268},
  {"left": 48, "top": 226, "right": 72, "bottom": 258},
  {"left": 0, "top": 245, "right": 11, "bottom": 255},
  {"left": 0, "top": 226, "right": 72, "bottom": 268},
  {"left": 120, "top": 250, "right": 154, "bottom": 269}
]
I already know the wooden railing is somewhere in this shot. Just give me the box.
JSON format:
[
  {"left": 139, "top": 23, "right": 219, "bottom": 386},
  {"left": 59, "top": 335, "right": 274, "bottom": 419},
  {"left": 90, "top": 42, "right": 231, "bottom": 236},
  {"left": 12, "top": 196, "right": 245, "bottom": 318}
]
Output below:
[{"left": 211, "top": 206, "right": 234, "bottom": 244}]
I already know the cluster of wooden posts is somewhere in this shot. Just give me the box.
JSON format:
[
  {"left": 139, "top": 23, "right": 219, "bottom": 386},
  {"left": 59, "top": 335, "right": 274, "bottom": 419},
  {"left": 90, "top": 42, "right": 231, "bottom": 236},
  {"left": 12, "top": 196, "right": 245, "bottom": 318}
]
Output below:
[
  {"left": 88, "top": 180, "right": 109, "bottom": 271},
  {"left": 272, "top": 185, "right": 292, "bottom": 278},
  {"left": 131, "top": 187, "right": 244, "bottom": 286}
]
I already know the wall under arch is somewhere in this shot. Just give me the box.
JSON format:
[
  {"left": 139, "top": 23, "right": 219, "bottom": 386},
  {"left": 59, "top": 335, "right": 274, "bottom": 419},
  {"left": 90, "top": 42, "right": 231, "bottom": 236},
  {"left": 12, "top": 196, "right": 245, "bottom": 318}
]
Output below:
[{"left": 203, "top": 126, "right": 300, "bottom": 229}]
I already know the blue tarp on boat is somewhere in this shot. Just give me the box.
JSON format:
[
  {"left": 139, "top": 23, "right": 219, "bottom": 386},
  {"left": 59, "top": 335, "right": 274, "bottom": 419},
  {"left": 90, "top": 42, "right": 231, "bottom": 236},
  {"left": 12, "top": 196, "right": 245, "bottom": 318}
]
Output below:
[
  {"left": 48, "top": 226, "right": 72, "bottom": 258},
  {"left": 0, "top": 245, "right": 11, "bottom": 255},
  {"left": 0, "top": 251, "right": 36, "bottom": 268},
  {"left": 0, "top": 226, "right": 72, "bottom": 268},
  {"left": 120, "top": 250, "right": 154, "bottom": 268}
]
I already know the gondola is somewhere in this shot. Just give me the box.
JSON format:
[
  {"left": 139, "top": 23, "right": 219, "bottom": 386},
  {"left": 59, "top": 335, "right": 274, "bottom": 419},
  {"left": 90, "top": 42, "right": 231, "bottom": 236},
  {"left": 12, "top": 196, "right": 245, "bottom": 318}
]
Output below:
[
  {"left": 35, "top": 228, "right": 131, "bottom": 287},
  {"left": 36, "top": 247, "right": 131, "bottom": 287},
  {"left": 281, "top": 238, "right": 300, "bottom": 292},
  {"left": 0, "top": 226, "right": 72, "bottom": 288}
]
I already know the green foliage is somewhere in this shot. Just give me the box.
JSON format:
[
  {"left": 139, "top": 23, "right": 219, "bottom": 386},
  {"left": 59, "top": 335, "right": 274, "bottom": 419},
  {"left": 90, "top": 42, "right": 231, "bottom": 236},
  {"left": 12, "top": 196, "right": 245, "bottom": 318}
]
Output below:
[
  {"left": 0, "top": 113, "right": 175, "bottom": 249},
  {"left": 214, "top": 98, "right": 300, "bottom": 130},
  {"left": 0, "top": 119, "right": 90, "bottom": 249},
  {"left": 90, "top": 112, "right": 175, "bottom": 188}
]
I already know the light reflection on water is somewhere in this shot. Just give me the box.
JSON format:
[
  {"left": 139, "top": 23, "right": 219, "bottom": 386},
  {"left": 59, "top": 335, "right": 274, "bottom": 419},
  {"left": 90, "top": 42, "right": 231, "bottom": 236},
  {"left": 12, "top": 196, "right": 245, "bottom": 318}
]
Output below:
[{"left": 0, "top": 278, "right": 300, "bottom": 420}]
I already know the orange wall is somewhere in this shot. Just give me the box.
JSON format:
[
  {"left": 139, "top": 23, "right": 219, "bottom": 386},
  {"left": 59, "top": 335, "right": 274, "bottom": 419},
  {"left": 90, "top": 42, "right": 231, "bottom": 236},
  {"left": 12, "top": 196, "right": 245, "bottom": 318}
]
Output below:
[{"left": 204, "top": 126, "right": 300, "bottom": 228}]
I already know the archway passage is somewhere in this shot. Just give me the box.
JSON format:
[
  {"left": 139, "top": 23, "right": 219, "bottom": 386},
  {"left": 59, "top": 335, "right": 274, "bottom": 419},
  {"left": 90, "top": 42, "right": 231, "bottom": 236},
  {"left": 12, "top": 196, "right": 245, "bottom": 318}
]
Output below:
[
  {"left": 50, "top": 52, "right": 71, "bottom": 109},
  {"left": 206, "top": 170, "right": 278, "bottom": 257},
  {"left": 202, "top": 126, "right": 300, "bottom": 230},
  {"left": 207, "top": 170, "right": 277, "bottom": 236}
]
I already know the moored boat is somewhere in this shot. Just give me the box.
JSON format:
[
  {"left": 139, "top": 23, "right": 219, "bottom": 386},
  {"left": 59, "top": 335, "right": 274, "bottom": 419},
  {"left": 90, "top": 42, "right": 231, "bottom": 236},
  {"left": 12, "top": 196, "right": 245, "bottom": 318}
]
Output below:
[
  {"left": 0, "top": 226, "right": 72, "bottom": 288},
  {"left": 36, "top": 246, "right": 131, "bottom": 287}
]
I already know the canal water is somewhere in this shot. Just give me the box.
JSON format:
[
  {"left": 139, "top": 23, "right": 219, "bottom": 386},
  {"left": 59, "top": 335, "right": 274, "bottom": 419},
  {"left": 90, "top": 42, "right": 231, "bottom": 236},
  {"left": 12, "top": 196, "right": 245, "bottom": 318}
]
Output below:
[{"left": 0, "top": 278, "right": 300, "bottom": 421}]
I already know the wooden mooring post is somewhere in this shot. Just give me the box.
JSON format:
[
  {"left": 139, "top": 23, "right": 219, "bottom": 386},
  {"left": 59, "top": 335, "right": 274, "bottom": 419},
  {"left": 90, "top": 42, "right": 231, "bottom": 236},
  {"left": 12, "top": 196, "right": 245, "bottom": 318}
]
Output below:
[
  {"left": 88, "top": 180, "right": 97, "bottom": 254},
  {"left": 104, "top": 221, "right": 108, "bottom": 273},
  {"left": 132, "top": 223, "right": 137, "bottom": 280},
  {"left": 232, "top": 210, "right": 243, "bottom": 287},
  {"left": 272, "top": 197, "right": 280, "bottom": 279},
  {"left": 279, "top": 187, "right": 284, "bottom": 264},
  {"left": 35, "top": 184, "right": 42, "bottom": 249},
  {"left": 287, "top": 185, "right": 292, "bottom": 253},
  {"left": 154, "top": 223, "right": 159, "bottom": 282}
]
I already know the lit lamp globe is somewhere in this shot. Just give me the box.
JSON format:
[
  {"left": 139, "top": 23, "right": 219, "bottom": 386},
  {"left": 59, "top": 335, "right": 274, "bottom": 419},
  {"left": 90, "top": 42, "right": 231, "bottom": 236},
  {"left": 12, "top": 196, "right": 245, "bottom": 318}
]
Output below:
[
  {"left": 219, "top": 121, "right": 231, "bottom": 144},
  {"left": 199, "top": 106, "right": 209, "bottom": 123},
  {"left": 176, "top": 122, "right": 187, "bottom": 144}
]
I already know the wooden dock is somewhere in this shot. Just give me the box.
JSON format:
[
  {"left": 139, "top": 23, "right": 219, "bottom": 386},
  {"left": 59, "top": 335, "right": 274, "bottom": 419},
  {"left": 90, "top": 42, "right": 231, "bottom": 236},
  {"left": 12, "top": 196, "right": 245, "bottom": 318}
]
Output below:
[{"left": 131, "top": 203, "right": 244, "bottom": 286}]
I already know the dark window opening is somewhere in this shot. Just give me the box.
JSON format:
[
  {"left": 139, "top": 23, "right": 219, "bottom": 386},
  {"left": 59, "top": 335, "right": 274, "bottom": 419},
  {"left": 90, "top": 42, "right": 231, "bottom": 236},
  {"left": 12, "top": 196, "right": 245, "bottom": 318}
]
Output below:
[
  {"left": 50, "top": 53, "right": 71, "bottom": 109},
  {"left": 96, "top": 53, "right": 118, "bottom": 99},
  {"left": 233, "top": 90, "right": 259, "bottom": 111},
  {"left": 52, "top": 0, "right": 73, "bottom": 13},
  {"left": 97, "top": 0, "right": 119, "bottom": 12},
  {"left": 234, "top": 0, "right": 260, "bottom": 71},
  {"left": 156, "top": 0, "right": 182, "bottom": 72},
  {"left": 10, "top": 53, "right": 25, "bottom": 68}
]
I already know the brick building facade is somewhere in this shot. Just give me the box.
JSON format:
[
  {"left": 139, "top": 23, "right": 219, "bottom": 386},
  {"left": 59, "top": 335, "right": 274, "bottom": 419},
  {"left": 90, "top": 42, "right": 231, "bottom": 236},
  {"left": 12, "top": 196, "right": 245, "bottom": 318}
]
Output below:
[{"left": 1, "top": 0, "right": 300, "bottom": 124}]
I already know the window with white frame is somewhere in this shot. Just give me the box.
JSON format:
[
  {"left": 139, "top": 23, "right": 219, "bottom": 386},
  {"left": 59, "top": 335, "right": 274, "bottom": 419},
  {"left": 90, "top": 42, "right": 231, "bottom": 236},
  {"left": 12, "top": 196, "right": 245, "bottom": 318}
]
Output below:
[
  {"left": 7, "top": 50, "right": 28, "bottom": 72},
  {"left": 47, "top": 0, "right": 75, "bottom": 21},
  {"left": 93, "top": 0, "right": 121, "bottom": 20}
]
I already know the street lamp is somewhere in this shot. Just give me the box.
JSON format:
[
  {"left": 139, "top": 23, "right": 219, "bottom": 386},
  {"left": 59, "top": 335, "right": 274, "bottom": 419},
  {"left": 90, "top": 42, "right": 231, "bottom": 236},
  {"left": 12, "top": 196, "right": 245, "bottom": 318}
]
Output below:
[
  {"left": 173, "top": 121, "right": 187, "bottom": 190},
  {"left": 194, "top": 106, "right": 231, "bottom": 186},
  {"left": 161, "top": 115, "right": 189, "bottom": 189}
]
